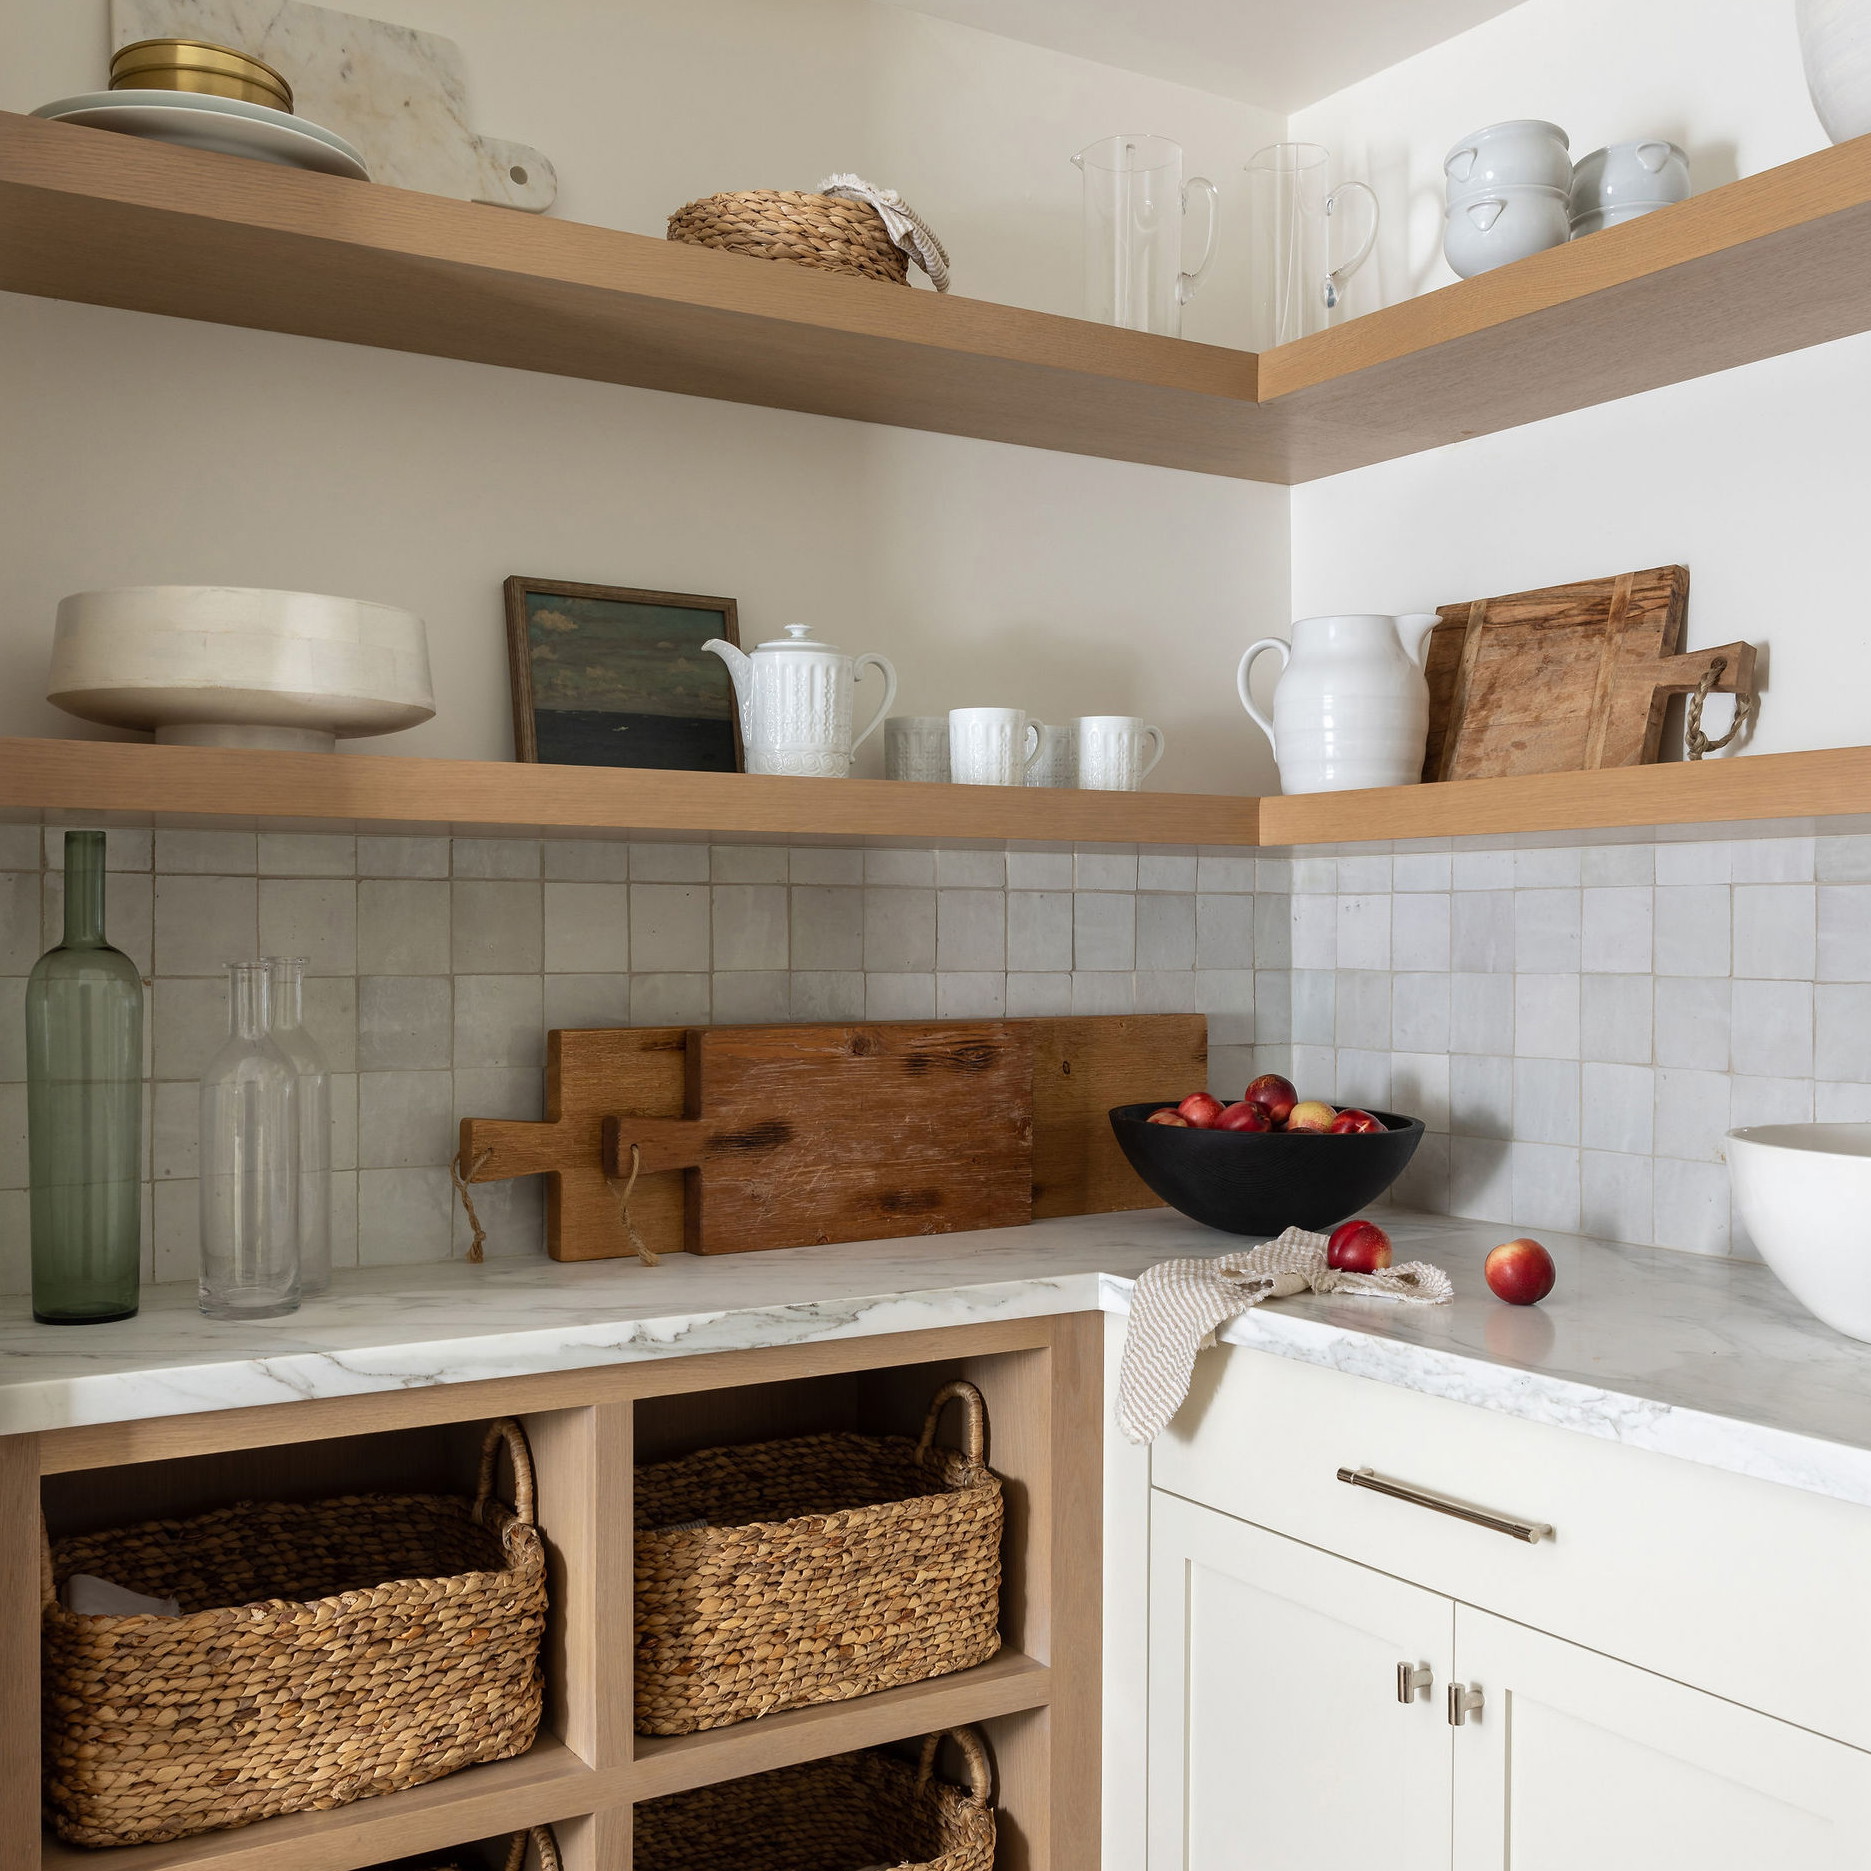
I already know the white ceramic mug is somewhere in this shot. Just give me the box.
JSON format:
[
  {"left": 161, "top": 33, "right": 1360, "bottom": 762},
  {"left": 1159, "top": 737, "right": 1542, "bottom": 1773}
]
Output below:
[
  {"left": 1026, "top": 722, "right": 1077, "bottom": 788},
  {"left": 949, "top": 708, "right": 1041, "bottom": 786},
  {"left": 1075, "top": 715, "right": 1165, "bottom": 791},
  {"left": 884, "top": 715, "right": 950, "bottom": 783}
]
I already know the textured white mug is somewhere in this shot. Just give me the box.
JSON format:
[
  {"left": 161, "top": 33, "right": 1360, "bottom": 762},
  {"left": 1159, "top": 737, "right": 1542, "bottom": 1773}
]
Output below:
[
  {"left": 1027, "top": 722, "right": 1077, "bottom": 788},
  {"left": 884, "top": 715, "right": 951, "bottom": 783},
  {"left": 949, "top": 708, "right": 1040, "bottom": 786},
  {"left": 1075, "top": 715, "right": 1165, "bottom": 791}
]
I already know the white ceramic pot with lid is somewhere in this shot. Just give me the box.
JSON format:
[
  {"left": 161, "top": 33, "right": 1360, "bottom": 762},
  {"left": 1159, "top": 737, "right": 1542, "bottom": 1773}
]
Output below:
[
  {"left": 1237, "top": 613, "right": 1440, "bottom": 794},
  {"left": 704, "top": 623, "right": 897, "bottom": 778},
  {"left": 1444, "top": 119, "right": 1572, "bottom": 198}
]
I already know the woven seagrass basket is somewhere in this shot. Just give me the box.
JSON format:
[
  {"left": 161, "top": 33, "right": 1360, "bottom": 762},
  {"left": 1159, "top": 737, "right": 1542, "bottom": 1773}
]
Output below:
[
  {"left": 376, "top": 1824, "right": 561, "bottom": 1871},
  {"left": 43, "top": 1419, "right": 548, "bottom": 1848},
  {"left": 635, "top": 1727, "right": 996, "bottom": 1871},
  {"left": 668, "top": 189, "right": 910, "bottom": 284},
  {"left": 635, "top": 1381, "right": 1002, "bottom": 1736}
]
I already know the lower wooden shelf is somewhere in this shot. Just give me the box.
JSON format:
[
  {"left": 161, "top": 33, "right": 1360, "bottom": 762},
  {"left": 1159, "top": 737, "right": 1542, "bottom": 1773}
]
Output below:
[
  {"left": 38, "top": 1737, "right": 609, "bottom": 1871},
  {"left": 631, "top": 1649, "right": 1052, "bottom": 1801}
]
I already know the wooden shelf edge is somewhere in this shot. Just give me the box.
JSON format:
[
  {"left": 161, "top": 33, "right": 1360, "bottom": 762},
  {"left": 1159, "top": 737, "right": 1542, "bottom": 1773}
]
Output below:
[
  {"left": 0, "top": 738, "right": 1260, "bottom": 846},
  {"left": 630, "top": 1651, "right": 1052, "bottom": 1800},
  {"left": 39, "top": 1738, "right": 615, "bottom": 1871},
  {"left": 1258, "top": 746, "right": 1871, "bottom": 846}
]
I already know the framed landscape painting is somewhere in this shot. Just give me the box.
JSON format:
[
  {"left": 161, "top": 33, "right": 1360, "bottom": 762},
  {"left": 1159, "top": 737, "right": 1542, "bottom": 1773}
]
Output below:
[{"left": 504, "top": 577, "right": 742, "bottom": 771}]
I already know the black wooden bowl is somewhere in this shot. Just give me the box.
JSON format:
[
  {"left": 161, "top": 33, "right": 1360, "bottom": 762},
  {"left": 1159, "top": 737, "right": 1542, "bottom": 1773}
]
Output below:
[{"left": 1108, "top": 1103, "right": 1425, "bottom": 1236}]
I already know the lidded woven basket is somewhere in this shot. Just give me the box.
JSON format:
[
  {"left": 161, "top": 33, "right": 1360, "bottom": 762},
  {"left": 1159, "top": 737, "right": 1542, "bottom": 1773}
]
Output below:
[
  {"left": 668, "top": 189, "right": 910, "bottom": 284},
  {"left": 42, "top": 1419, "right": 548, "bottom": 1848},
  {"left": 634, "top": 1381, "right": 1003, "bottom": 1735},
  {"left": 635, "top": 1726, "right": 997, "bottom": 1871}
]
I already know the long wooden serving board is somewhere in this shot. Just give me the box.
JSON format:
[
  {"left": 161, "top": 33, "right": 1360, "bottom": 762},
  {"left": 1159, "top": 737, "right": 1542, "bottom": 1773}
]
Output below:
[{"left": 459, "top": 1013, "right": 1205, "bottom": 1260}]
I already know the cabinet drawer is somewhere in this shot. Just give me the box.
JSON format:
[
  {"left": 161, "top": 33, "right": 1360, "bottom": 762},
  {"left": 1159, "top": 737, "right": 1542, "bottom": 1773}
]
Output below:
[{"left": 1152, "top": 1345, "right": 1871, "bottom": 1750}]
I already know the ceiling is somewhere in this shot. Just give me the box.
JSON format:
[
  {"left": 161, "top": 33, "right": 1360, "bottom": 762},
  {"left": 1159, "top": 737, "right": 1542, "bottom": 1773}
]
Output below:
[{"left": 879, "top": 0, "right": 1527, "bottom": 111}]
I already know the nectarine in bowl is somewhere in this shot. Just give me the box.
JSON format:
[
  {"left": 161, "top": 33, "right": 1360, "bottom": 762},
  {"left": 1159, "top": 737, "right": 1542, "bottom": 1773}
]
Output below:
[{"left": 1108, "top": 1102, "right": 1424, "bottom": 1236}]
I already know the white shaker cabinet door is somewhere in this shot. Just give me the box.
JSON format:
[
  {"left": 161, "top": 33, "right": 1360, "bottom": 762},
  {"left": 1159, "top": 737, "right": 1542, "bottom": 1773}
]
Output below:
[
  {"left": 1148, "top": 1490, "right": 1454, "bottom": 1871},
  {"left": 1452, "top": 1605, "right": 1871, "bottom": 1871}
]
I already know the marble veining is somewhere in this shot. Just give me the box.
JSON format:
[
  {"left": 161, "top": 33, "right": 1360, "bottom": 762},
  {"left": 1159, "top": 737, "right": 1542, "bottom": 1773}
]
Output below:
[{"left": 9, "top": 1208, "right": 1871, "bottom": 1509}]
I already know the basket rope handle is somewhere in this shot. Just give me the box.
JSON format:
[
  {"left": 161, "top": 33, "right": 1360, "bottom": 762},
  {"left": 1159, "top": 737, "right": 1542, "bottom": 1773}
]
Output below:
[
  {"left": 476, "top": 1418, "right": 538, "bottom": 1529},
  {"left": 503, "top": 1826, "right": 561, "bottom": 1871},
  {"left": 915, "top": 1726, "right": 995, "bottom": 1807},
  {"left": 38, "top": 1507, "right": 55, "bottom": 1609},
  {"left": 915, "top": 1379, "right": 989, "bottom": 1466}
]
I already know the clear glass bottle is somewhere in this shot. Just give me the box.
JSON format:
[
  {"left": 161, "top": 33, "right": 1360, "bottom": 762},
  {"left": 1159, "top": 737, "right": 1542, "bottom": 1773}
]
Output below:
[
  {"left": 198, "top": 961, "right": 300, "bottom": 1319},
  {"left": 26, "top": 830, "right": 144, "bottom": 1324},
  {"left": 263, "top": 956, "right": 331, "bottom": 1296}
]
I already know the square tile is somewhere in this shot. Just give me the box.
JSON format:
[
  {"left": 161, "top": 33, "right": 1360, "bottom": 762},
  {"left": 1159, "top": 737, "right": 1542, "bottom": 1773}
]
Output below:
[
  {"left": 1450, "top": 1054, "right": 1512, "bottom": 1138},
  {"left": 453, "top": 975, "right": 544, "bottom": 1069},
  {"left": 1655, "top": 1068, "right": 1731, "bottom": 1162},
  {"left": 1076, "top": 849, "right": 1138, "bottom": 891},
  {"left": 1290, "top": 894, "right": 1337, "bottom": 970},
  {"left": 1654, "top": 885, "right": 1731, "bottom": 976},
  {"left": 937, "top": 890, "right": 1005, "bottom": 972},
  {"left": 1511, "top": 1142, "right": 1580, "bottom": 1232},
  {"left": 151, "top": 1080, "right": 197, "bottom": 1181},
  {"left": 356, "top": 1166, "right": 455, "bottom": 1265},
  {"left": 1580, "top": 1149, "right": 1652, "bottom": 1246},
  {"left": 1336, "top": 896, "right": 1390, "bottom": 971},
  {"left": 712, "top": 884, "right": 789, "bottom": 972},
  {"left": 1514, "top": 847, "right": 1581, "bottom": 889},
  {"left": 1448, "top": 972, "right": 1514, "bottom": 1055},
  {"left": 154, "top": 977, "right": 236, "bottom": 1080},
  {"left": 258, "top": 833, "right": 354, "bottom": 876},
  {"left": 1581, "top": 974, "right": 1653, "bottom": 1064},
  {"left": 1514, "top": 973, "right": 1580, "bottom": 1059},
  {"left": 1451, "top": 891, "right": 1513, "bottom": 972},
  {"left": 1651, "top": 1158, "right": 1730, "bottom": 1255},
  {"left": 544, "top": 883, "right": 630, "bottom": 973},
  {"left": 358, "top": 879, "right": 450, "bottom": 976},
  {"left": 1006, "top": 850, "right": 1073, "bottom": 890},
  {"left": 155, "top": 875, "right": 256, "bottom": 975},
  {"left": 357, "top": 1070, "right": 454, "bottom": 1169},
  {"left": 1137, "top": 971, "right": 1201, "bottom": 1014},
  {"left": 789, "top": 972, "right": 866, "bottom": 1020},
  {"left": 1817, "top": 885, "right": 1871, "bottom": 981},
  {"left": 1291, "top": 970, "right": 1335, "bottom": 1046},
  {"left": 1007, "top": 891, "right": 1074, "bottom": 973},
  {"left": 153, "top": 1178, "right": 198, "bottom": 1284},
  {"left": 630, "top": 974, "right": 710, "bottom": 1025},
  {"left": 1393, "top": 851, "right": 1452, "bottom": 892},
  {"left": 1138, "top": 851, "right": 1197, "bottom": 893},
  {"left": 543, "top": 838, "right": 631, "bottom": 881},
  {"left": 1195, "top": 971, "right": 1252, "bottom": 1018},
  {"left": 1390, "top": 1051, "right": 1451, "bottom": 1132},
  {"left": 542, "top": 975, "right": 631, "bottom": 1030},
  {"left": 1729, "top": 1075, "right": 1814, "bottom": 1130},
  {"left": 259, "top": 878, "right": 357, "bottom": 977},
  {"left": 1732, "top": 884, "right": 1815, "bottom": 979},
  {"left": 1391, "top": 972, "right": 1450, "bottom": 1054},
  {"left": 453, "top": 838, "right": 541, "bottom": 879},
  {"left": 1334, "top": 1049, "right": 1391, "bottom": 1111},
  {"left": 330, "top": 1073, "right": 358, "bottom": 1172},
  {"left": 1074, "top": 894, "right": 1136, "bottom": 971},
  {"left": 453, "top": 1067, "right": 543, "bottom": 1124},
  {"left": 627, "top": 884, "right": 707, "bottom": 974},
  {"left": 453, "top": 882, "right": 543, "bottom": 973},
  {"left": 865, "top": 848, "right": 937, "bottom": 887},
  {"left": 1137, "top": 895, "right": 1196, "bottom": 972},
  {"left": 1818, "top": 834, "right": 1871, "bottom": 883},
  {"left": 1581, "top": 1062, "right": 1654, "bottom": 1155},
  {"left": 792, "top": 887, "right": 864, "bottom": 971},
  {"left": 156, "top": 829, "right": 256, "bottom": 874},
  {"left": 863, "top": 888, "right": 937, "bottom": 972},
  {"left": 1335, "top": 971, "right": 1391, "bottom": 1051},
  {"left": 1656, "top": 840, "right": 1732, "bottom": 885},
  {"left": 1452, "top": 848, "right": 1514, "bottom": 890},
  {"left": 1514, "top": 889, "right": 1581, "bottom": 971},
  {"left": 303, "top": 978, "right": 357, "bottom": 1074},
  {"left": 1730, "top": 836, "right": 1813, "bottom": 883},
  {"left": 358, "top": 976, "right": 452, "bottom": 1071},
  {"left": 936, "top": 848, "right": 1005, "bottom": 888},
  {"left": 1654, "top": 976, "right": 1730, "bottom": 1071},
  {"left": 712, "top": 971, "right": 792, "bottom": 1024},
  {"left": 867, "top": 973, "right": 937, "bottom": 1019},
  {"left": 1391, "top": 894, "right": 1450, "bottom": 972},
  {"left": 1514, "top": 1058, "right": 1580, "bottom": 1145},
  {"left": 629, "top": 842, "right": 710, "bottom": 882},
  {"left": 1730, "top": 978, "right": 1813, "bottom": 1078},
  {"left": 1196, "top": 895, "right": 1253, "bottom": 970},
  {"left": 936, "top": 972, "right": 1007, "bottom": 1018},
  {"left": 1073, "top": 972, "right": 1137, "bottom": 1015},
  {"left": 1581, "top": 843, "right": 1654, "bottom": 886},
  {"left": 0, "top": 873, "right": 41, "bottom": 975},
  {"left": 789, "top": 847, "right": 864, "bottom": 886},
  {"left": 1254, "top": 894, "right": 1292, "bottom": 969},
  {"left": 1336, "top": 854, "right": 1391, "bottom": 893},
  {"left": 1814, "top": 982, "right": 1871, "bottom": 1081},
  {"left": 1006, "top": 972, "right": 1073, "bottom": 1016},
  {"left": 1581, "top": 887, "right": 1652, "bottom": 973},
  {"left": 1448, "top": 1136, "right": 1514, "bottom": 1224},
  {"left": 1390, "top": 1130, "right": 1451, "bottom": 1214},
  {"left": 711, "top": 845, "right": 790, "bottom": 884},
  {"left": 357, "top": 836, "right": 450, "bottom": 878}
]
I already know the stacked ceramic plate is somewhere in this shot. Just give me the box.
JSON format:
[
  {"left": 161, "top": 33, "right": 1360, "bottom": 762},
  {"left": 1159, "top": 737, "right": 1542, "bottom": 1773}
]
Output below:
[
  {"left": 33, "top": 87, "right": 368, "bottom": 180},
  {"left": 1442, "top": 119, "right": 1572, "bottom": 278}
]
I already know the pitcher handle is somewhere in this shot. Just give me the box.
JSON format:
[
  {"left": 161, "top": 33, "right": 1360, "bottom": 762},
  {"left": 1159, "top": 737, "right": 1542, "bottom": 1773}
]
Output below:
[
  {"left": 850, "top": 653, "right": 898, "bottom": 752},
  {"left": 1323, "top": 179, "right": 1379, "bottom": 310},
  {"left": 1179, "top": 175, "right": 1220, "bottom": 306},
  {"left": 1237, "top": 639, "right": 1288, "bottom": 753},
  {"left": 1139, "top": 725, "right": 1166, "bottom": 780},
  {"left": 1397, "top": 613, "right": 1442, "bottom": 670},
  {"left": 1021, "top": 721, "right": 1042, "bottom": 771}
]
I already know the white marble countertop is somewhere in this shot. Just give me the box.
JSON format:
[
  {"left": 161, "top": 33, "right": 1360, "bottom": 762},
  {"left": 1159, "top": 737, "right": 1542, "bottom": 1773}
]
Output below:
[{"left": 7, "top": 1209, "right": 1871, "bottom": 1508}]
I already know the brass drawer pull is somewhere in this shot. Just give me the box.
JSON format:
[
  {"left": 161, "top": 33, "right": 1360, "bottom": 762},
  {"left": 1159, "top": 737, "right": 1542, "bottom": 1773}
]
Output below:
[{"left": 1337, "top": 1466, "right": 1553, "bottom": 1544}]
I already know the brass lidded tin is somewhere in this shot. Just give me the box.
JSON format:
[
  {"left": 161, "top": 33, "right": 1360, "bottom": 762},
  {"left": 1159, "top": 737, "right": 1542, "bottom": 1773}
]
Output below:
[{"left": 109, "top": 38, "right": 294, "bottom": 113}]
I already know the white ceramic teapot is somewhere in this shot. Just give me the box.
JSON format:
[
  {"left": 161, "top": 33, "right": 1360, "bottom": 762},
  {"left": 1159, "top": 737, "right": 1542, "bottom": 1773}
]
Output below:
[
  {"left": 703, "top": 624, "right": 898, "bottom": 779},
  {"left": 1237, "top": 613, "right": 1441, "bottom": 794}
]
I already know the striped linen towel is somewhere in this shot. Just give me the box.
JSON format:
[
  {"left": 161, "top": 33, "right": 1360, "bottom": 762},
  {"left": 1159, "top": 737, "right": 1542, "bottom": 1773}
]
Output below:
[{"left": 1115, "top": 1227, "right": 1453, "bottom": 1444}]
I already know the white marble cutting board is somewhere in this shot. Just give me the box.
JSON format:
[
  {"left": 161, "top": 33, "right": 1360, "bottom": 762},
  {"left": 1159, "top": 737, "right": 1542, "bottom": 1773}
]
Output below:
[{"left": 110, "top": 0, "right": 556, "bottom": 210}]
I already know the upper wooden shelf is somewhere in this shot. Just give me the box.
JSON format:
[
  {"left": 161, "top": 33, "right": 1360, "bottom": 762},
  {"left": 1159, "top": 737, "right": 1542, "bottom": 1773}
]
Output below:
[
  {"left": 5, "top": 113, "right": 1871, "bottom": 482},
  {"left": 4, "top": 737, "right": 1870, "bottom": 850}
]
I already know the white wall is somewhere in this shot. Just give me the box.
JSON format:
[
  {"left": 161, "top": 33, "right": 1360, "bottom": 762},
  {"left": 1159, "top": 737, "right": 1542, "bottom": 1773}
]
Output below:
[
  {"left": 0, "top": 0, "right": 1289, "bottom": 793},
  {"left": 1287, "top": 0, "right": 1859, "bottom": 759}
]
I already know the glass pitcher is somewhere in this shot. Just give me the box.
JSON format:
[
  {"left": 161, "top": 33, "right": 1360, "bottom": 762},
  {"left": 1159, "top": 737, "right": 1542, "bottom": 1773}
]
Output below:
[
  {"left": 1243, "top": 143, "right": 1379, "bottom": 350},
  {"left": 1072, "top": 134, "right": 1218, "bottom": 337}
]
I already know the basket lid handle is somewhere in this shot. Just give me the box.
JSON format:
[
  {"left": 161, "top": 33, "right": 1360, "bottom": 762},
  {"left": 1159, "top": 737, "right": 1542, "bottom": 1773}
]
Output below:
[
  {"left": 916, "top": 1726, "right": 994, "bottom": 1807},
  {"left": 916, "top": 1380, "right": 988, "bottom": 1466},
  {"left": 504, "top": 1826, "right": 561, "bottom": 1871},
  {"left": 476, "top": 1418, "right": 538, "bottom": 1528}
]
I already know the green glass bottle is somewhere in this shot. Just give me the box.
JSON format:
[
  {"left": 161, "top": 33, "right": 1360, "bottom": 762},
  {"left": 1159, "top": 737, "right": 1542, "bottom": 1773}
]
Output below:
[{"left": 27, "top": 830, "right": 144, "bottom": 1323}]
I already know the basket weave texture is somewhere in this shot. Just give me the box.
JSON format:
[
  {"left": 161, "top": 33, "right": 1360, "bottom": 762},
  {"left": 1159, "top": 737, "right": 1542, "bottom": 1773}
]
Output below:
[
  {"left": 668, "top": 189, "right": 910, "bottom": 284},
  {"left": 635, "top": 1382, "right": 1002, "bottom": 1735},
  {"left": 376, "top": 1823, "right": 561, "bottom": 1871},
  {"left": 635, "top": 1727, "right": 996, "bottom": 1871},
  {"left": 43, "top": 1420, "right": 547, "bottom": 1848}
]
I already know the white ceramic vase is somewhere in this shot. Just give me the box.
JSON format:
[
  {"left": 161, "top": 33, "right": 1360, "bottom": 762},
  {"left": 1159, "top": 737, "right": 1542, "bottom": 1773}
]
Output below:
[
  {"left": 1798, "top": 0, "right": 1871, "bottom": 143},
  {"left": 1237, "top": 613, "right": 1440, "bottom": 795}
]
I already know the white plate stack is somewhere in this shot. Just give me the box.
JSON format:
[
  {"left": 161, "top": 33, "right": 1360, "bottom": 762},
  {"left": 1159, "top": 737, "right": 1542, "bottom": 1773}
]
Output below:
[{"left": 33, "top": 88, "right": 369, "bottom": 179}]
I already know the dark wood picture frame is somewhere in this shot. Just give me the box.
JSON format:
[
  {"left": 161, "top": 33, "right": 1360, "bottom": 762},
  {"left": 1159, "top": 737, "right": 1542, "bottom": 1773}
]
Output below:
[{"left": 503, "top": 576, "right": 743, "bottom": 770}]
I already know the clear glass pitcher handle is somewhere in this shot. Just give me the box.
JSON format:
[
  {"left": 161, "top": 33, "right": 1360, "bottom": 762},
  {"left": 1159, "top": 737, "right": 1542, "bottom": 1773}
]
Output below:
[
  {"left": 850, "top": 654, "right": 898, "bottom": 752},
  {"left": 1178, "top": 175, "right": 1220, "bottom": 306},
  {"left": 1237, "top": 639, "right": 1289, "bottom": 753},
  {"left": 1322, "top": 179, "right": 1379, "bottom": 311}
]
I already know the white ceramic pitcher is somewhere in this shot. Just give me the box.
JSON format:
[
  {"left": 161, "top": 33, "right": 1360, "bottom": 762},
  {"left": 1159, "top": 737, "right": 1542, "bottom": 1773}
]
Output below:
[
  {"left": 1237, "top": 613, "right": 1441, "bottom": 794},
  {"left": 704, "top": 623, "right": 897, "bottom": 778}
]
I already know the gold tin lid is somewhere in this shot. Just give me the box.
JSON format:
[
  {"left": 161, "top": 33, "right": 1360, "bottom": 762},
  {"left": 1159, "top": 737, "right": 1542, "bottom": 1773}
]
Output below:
[{"left": 109, "top": 38, "right": 294, "bottom": 113}]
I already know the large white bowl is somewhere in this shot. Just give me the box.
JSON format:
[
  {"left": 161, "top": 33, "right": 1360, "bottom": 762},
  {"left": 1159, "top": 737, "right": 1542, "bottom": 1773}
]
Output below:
[
  {"left": 50, "top": 586, "right": 435, "bottom": 752},
  {"left": 1727, "top": 1123, "right": 1871, "bottom": 1341}
]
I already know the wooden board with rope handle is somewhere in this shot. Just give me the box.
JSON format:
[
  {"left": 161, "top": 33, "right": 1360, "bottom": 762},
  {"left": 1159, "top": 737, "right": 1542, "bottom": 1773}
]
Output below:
[{"left": 456, "top": 1014, "right": 1206, "bottom": 1261}]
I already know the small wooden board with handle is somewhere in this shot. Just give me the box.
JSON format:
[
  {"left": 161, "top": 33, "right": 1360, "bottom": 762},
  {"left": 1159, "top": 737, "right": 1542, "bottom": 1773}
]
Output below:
[{"left": 1420, "top": 565, "right": 1756, "bottom": 780}]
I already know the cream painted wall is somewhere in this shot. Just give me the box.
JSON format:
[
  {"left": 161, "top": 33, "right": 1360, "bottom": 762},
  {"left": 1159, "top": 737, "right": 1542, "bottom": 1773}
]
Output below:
[
  {"left": 0, "top": 0, "right": 1289, "bottom": 792},
  {"left": 1287, "top": 0, "right": 1857, "bottom": 760}
]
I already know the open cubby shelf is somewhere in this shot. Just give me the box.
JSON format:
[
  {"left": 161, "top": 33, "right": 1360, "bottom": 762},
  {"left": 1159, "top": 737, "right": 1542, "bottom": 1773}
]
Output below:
[
  {"left": 10, "top": 1314, "right": 1101, "bottom": 1871},
  {"left": 5, "top": 113, "right": 1871, "bottom": 482}
]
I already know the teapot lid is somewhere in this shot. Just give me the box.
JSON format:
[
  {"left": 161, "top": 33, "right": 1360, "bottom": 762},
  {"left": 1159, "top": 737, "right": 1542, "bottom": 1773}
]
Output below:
[{"left": 756, "top": 622, "right": 841, "bottom": 653}]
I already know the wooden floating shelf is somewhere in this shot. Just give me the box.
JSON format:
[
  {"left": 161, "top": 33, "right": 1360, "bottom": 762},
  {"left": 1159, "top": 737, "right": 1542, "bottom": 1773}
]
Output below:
[
  {"left": 3, "top": 737, "right": 1871, "bottom": 849},
  {"left": 4, "top": 112, "right": 1871, "bottom": 481}
]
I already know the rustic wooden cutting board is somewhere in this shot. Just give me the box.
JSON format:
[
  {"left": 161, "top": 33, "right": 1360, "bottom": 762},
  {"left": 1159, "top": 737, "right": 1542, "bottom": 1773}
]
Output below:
[
  {"left": 1420, "top": 565, "right": 1756, "bottom": 780},
  {"left": 459, "top": 1014, "right": 1205, "bottom": 1260}
]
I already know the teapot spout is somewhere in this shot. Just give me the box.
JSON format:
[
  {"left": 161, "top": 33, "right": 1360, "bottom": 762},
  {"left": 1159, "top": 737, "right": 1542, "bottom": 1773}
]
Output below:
[{"left": 702, "top": 639, "right": 753, "bottom": 739}]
